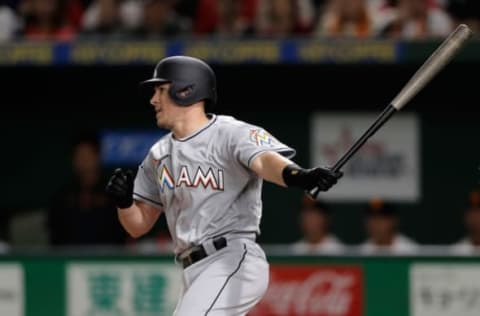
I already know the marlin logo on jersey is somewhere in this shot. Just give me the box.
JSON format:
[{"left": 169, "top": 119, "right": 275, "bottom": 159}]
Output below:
[
  {"left": 158, "top": 165, "right": 175, "bottom": 192},
  {"left": 158, "top": 165, "right": 224, "bottom": 192},
  {"left": 250, "top": 128, "right": 274, "bottom": 146}
]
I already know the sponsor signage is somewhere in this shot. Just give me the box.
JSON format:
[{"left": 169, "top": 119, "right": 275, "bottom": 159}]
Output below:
[
  {"left": 67, "top": 263, "right": 181, "bottom": 316},
  {"left": 311, "top": 113, "right": 420, "bottom": 201},
  {"left": 251, "top": 265, "right": 363, "bottom": 316},
  {"left": 411, "top": 264, "right": 480, "bottom": 316}
]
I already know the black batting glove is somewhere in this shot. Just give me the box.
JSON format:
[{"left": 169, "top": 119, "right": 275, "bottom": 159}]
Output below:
[
  {"left": 106, "top": 168, "right": 134, "bottom": 209},
  {"left": 282, "top": 164, "right": 343, "bottom": 192}
]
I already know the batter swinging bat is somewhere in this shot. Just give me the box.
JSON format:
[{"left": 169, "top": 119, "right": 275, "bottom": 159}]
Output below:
[{"left": 310, "top": 24, "right": 473, "bottom": 198}]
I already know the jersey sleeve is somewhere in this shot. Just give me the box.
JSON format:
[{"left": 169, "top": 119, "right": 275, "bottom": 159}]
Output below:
[
  {"left": 230, "top": 122, "right": 296, "bottom": 168},
  {"left": 133, "top": 152, "right": 163, "bottom": 209}
]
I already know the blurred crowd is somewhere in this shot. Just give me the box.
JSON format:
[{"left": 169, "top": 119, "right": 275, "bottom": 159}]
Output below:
[
  {"left": 0, "top": 0, "right": 479, "bottom": 42},
  {"left": 291, "top": 191, "right": 480, "bottom": 255}
]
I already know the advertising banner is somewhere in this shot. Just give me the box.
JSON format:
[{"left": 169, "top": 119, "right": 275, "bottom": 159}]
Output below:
[
  {"left": 0, "top": 264, "right": 24, "bottom": 316},
  {"left": 310, "top": 113, "right": 420, "bottom": 201},
  {"left": 67, "top": 263, "right": 181, "bottom": 316},
  {"left": 100, "top": 130, "right": 168, "bottom": 166},
  {"left": 411, "top": 264, "right": 480, "bottom": 316},
  {"left": 251, "top": 265, "right": 363, "bottom": 316}
]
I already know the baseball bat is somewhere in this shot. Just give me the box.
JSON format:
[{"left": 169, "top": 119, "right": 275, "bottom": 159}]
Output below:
[{"left": 310, "top": 24, "right": 473, "bottom": 198}]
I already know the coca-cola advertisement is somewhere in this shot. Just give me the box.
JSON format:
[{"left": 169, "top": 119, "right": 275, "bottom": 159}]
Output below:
[{"left": 250, "top": 266, "right": 363, "bottom": 316}]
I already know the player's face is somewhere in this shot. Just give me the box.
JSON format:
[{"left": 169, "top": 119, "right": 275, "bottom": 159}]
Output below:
[
  {"left": 150, "top": 83, "right": 181, "bottom": 129},
  {"left": 366, "top": 215, "right": 396, "bottom": 244},
  {"left": 72, "top": 142, "right": 100, "bottom": 188},
  {"left": 466, "top": 208, "right": 480, "bottom": 235},
  {"left": 300, "top": 209, "right": 328, "bottom": 237}
]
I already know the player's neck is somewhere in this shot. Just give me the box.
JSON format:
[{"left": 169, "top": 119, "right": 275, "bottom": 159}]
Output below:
[
  {"left": 172, "top": 108, "right": 210, "bottom": 140},
  {"left": 306, "top": 232, "right": 328, "bottom": 244},
  {"left": 372, "top": 233, "right": 395, "bottom": 246},
  {"left": 469, "top": 233, "right": 480, "bottom": 246}
]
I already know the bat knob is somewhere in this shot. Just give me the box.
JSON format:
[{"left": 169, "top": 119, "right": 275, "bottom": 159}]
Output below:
[{"left": 307, "top": 187, "right": 320, "bottom": 200}]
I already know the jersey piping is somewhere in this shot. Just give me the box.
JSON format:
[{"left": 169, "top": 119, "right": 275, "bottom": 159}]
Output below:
[
  {"left": 133, "top": 192, "right": 163, "bottom": 207},
  {"left": 172, "top": 114, "right": 217, "bottom": 142},
  {"left": 204, "top": 244, "right": 248, "bottom": 315},
  {"left": 246, "top": 147, "right": 296, "bottom": 167}
]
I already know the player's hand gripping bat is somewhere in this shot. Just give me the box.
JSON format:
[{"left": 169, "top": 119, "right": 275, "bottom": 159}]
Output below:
[{"left": 309, "top": 24, "right": 473, "bottom": 199}]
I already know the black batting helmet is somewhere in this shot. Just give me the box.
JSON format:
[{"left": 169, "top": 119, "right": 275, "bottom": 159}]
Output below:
[{"left": 141, "top": 56, "right": 217, "bottom": 107}]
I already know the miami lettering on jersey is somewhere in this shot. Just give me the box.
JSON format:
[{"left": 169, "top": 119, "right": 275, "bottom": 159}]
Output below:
[
  {"left": 158, "top": 165, "right": 224, "bottom": 192},
  {"left": 250, "top": 128, "right": 275, "bottom": 146}
]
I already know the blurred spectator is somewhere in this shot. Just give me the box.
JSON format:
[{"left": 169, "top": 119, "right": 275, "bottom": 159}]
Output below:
[
  {"left": 131, "top": 0, "right": 191, "bottom": 38},
  {"left": 0, "top": 243, "right": 8, "bottom": 253},
  {"left": 316, "top": 0, "right": 395, "bottom": 38},
  {"left": 194, "top": 0, "right": 257, "bottom": 36},
  {"left": 380, "top": 0, "right": 453, "bottom": 38},
  {"left": 451, "top": 190, "right": 480, "bottom": 254},
  {"left": 0, "top": 242, "right": 8, "bottom": 254},
  {"left": 47, "top": 133, "right": 126, "bottom": 247},
  {"left": 81, "top": 0, "right": 142, "bottom": 37},
  {"left": 0, "top": 4, "right": 22, "bottom": 42},
  {"left": 447, "top": 0, "right": 480, "bottom": 33},
  {"left": 254, "top": 0, "right": 315, "bottom": 37},
  {"left": 359, "top": 198, "right": 417, "bottom": 254},
  {"left": 19, "top": 0, "right": 79, "bottom": 41},
  {"left": 66, "top": 0, "right": 85, "bottom": 29},
  {"left": 290, "top": 195, "right": 344, "bottom": 254}
]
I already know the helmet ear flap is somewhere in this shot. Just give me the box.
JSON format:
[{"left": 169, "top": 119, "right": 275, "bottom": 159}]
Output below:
[
  {"left": 175, "top": 85, "right": 195, "bottom": 100},
  {"left": 169, "top": 82, "right": 197, "bottom": 106}
]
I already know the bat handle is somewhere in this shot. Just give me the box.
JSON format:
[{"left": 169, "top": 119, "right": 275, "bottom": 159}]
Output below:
[
  {"left": 308, "top": 104, "right": 397, "bottom": 199},
  {"left": 331, "top": 105, "right": 397, "bottom": 173}
]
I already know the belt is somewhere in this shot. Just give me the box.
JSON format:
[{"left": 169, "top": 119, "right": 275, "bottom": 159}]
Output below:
[{"left": 178, "top": 237, "right": 227, "bottom": 269}]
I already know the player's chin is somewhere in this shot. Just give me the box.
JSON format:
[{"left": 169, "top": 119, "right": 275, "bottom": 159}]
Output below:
[
  {"left": 155, "top": 118, "right": 169, "bottom": 129},
  {"left": 156, "top": 120, "right": 165, "bottom": 128}
]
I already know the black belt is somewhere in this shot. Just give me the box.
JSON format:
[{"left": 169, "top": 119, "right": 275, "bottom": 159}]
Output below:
[{"left": 179, "top": 237, "right": 227, "bottom": 269}]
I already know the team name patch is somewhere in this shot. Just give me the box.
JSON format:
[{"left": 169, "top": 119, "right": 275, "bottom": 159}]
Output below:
[
  {"left": 158, "top": 165, "right": 224, "bottom": 192},
  {"left": 250, "top": 128, "right": 275, "bottom": 146}
]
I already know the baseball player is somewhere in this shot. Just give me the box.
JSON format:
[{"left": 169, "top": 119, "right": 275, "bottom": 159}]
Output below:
[{"left": 106, "top": 55, "right": 342, "bottom": 315}]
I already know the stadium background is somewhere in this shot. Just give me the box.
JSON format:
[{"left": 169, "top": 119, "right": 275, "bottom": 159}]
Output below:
[{"left": 1, "top": 0, "right": 480, "bottom": 315}]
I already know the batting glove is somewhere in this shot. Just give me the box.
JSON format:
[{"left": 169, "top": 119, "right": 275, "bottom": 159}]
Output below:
[
  {"left": 282, "top": 164, "right": 343, "bottom": 193},
  {"left": 105, "top": 168, "right": 134, "bottom": 209}
]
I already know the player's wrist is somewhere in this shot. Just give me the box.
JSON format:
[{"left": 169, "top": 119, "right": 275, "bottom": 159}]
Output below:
[{"left": 282, "top": 164, "right": 313, "bottom": 190}]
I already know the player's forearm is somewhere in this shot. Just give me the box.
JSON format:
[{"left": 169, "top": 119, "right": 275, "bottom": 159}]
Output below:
[
  {"left": 250, "top": 151, "right": 292, "bottom": 187},
  {"left": 117, "top": 201, "right": 160, "bottom": 238}
]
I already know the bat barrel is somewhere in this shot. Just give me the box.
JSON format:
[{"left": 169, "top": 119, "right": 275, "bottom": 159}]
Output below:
[
  {"left": 309, "top": 24, "right": 472, "bottom": 199},
  {"left": 390, "top": 24, "right": 472, "bottom": 110}
]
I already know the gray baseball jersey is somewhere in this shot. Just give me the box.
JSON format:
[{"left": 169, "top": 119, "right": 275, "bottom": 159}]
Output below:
[{"left": 133, "top": 114, "right": 295, "bottom": 254}]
